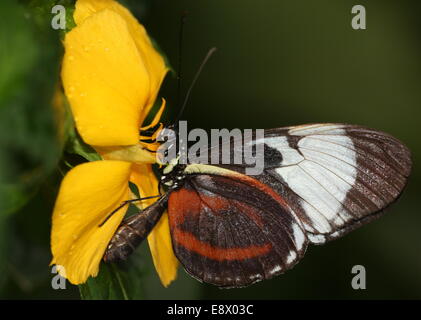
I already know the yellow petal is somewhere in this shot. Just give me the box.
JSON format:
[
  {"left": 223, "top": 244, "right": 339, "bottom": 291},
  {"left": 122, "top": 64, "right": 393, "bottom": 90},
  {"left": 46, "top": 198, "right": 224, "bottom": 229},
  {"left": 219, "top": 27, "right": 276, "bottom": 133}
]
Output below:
[
  {"left": 73, "top": 0, "right": 168, "bottom": 125},
  {"left": 97, "top": 144, "right": 157, "bottom": 164},
  {"left": 51, "top": 160, "right": 132, "bottom": 284},
  {"left": 146, "top": 211, "right": 177, "bottom": 287},
  {"left": 62, "top": 9, "right": 150, "bottom": 146},
  {"left": 130, "top": 164, "right": 178, "bottom": 287},
  {"left": 73, "top": 0, "right": 113, "bottom": 24},
  {"left": 95, "top": 100, "right": 166, "bottom": 163}
]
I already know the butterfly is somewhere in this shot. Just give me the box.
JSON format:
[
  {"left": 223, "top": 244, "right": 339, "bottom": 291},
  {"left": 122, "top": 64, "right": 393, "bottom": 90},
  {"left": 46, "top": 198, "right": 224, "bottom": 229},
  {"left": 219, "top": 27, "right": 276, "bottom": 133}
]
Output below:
[{"left": 103, "top": 123, "right": 411, "bottom": 288}]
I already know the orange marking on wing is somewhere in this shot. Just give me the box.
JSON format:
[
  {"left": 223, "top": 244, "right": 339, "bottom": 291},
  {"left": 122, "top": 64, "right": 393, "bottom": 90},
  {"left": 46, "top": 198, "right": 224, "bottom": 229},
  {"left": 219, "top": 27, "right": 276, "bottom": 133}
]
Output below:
[
  {"left": 168, "top": 188, "right": 201, "bottom": 225},
  {"left": 169, "top": 187, "right": 233, "bottom": 223},
  {"left": 168, "top": 173, "right": 287, "bottom": 232},
  {"left": 173, "top": 228, "right": 272, "bottom": 261}
]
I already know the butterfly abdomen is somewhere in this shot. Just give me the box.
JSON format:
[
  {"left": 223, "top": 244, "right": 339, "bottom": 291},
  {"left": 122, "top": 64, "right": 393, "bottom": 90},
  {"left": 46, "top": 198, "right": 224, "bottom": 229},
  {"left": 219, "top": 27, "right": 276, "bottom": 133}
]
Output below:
[{"left": 103, "top": 195, "right": 169, "bottom": 263}]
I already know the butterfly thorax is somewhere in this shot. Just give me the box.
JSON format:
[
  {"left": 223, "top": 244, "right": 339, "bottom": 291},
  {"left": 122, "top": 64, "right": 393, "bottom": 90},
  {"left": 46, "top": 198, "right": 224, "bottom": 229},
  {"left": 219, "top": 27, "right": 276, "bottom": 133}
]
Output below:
[{"left": 160, "top": 158, "right": 187, "bottom": 190}]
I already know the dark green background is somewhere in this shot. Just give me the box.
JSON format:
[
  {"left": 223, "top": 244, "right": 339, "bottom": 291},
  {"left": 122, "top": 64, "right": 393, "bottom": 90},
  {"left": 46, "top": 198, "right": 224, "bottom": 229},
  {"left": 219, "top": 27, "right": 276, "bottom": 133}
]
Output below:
[{"left": 0, "top": 0, "right": 419, "bottom": 299}]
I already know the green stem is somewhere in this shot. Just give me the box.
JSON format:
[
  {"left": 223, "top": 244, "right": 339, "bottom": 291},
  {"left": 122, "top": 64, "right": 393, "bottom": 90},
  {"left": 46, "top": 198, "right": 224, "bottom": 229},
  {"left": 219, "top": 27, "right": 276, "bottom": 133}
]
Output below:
[{"left": 111, "top": 264, "right": 129, "bottom": 300}]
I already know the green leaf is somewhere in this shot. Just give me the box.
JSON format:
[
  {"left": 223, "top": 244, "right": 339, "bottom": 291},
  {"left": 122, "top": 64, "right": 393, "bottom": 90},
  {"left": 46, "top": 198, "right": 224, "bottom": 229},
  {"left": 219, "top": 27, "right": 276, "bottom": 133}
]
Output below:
[
  {"left": 79, "top": 263, "right": 130, "bottom": 300},
  {"left": 129, "top": 181, "right": 141, "bottom": 198},
  {"left": 65, "top": 120, "right": 102, "bottom": 162},
  {"left": 79, "top": 248, "right": 150, "bottom": 300},
  {"left": 0, "top": 0, "right": 63, "bottom": 216},
  {"left": 79, "top": 258, "right": 147, "bottom": 300}
]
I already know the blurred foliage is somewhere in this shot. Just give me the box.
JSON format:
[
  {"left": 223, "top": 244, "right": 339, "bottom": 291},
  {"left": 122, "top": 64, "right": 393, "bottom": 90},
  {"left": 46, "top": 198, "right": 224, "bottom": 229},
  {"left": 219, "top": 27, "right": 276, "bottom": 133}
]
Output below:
[
  {"left": 0, "top": 0, "right": 62, "bottom": 216},
  {"left": 0, "top": 0, "right": 73, "bottom": 298},
  {"left": 0, "top": 0, "right": 420, "bottom": 299}
]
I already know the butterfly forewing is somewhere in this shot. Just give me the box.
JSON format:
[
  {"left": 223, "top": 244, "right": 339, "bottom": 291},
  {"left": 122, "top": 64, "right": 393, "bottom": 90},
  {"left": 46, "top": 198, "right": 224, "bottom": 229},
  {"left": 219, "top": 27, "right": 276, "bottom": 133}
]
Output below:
[{"left": 201, "top": 123, "right": 411, "bottom": 244}]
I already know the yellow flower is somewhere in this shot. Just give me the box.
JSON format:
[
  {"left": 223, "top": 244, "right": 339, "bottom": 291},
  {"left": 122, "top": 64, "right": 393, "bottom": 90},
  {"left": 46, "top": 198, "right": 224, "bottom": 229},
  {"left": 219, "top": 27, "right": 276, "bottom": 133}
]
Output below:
[{"left": 51, "top": 0, "right": 178, "bottom": 286}]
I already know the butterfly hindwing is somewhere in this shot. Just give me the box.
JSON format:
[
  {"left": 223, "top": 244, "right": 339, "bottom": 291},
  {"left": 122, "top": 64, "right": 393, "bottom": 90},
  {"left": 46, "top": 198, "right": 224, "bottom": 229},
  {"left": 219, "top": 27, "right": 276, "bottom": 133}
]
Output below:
[{"left": 168, "top": 171, "right": 307, "bottom": 287}]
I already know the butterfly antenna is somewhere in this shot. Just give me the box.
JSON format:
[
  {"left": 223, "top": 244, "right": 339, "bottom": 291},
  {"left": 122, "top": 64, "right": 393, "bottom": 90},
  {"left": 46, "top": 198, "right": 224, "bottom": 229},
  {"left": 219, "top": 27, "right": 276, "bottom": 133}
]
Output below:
[
  {"left": 175, "top": 12, "right": 188, "bottom": 117},
  {"left": 173, "top": 47, "right": 217, "bottom": 125},
  {"left": 98, "top": 195, "right": 161, "bottom": 227}
]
